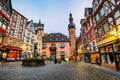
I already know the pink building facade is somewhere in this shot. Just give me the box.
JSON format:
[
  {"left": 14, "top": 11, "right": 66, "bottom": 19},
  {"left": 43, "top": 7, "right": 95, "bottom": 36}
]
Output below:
[{"left": 42, "top": 33, "right": 70, "bottom": 60}]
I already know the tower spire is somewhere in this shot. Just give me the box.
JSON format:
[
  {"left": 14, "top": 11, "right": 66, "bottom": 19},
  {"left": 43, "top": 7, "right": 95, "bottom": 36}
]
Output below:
[
  {"left": 69, "top": 13, "right": 73, "bottom": 23},
  {"left": 39, "top": 19, "right": 41, "bottom": 24}
]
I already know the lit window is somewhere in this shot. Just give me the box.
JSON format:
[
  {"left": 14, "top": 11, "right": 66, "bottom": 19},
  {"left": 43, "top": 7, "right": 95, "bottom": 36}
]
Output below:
[
  {"left": 16, "top": 41, "right": 20, "bottom": 47},
  {"left": 7, "top": 39, "right": 12, "bottom": 45}
]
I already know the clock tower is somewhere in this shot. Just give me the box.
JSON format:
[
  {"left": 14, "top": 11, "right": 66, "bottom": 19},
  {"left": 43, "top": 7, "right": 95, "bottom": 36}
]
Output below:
[{"left": 68, "top": 13, "right": 76, "bottom": 57}]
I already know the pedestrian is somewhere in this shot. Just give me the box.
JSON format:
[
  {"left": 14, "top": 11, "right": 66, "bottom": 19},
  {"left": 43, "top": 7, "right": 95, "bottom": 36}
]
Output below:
[{"left": 96, "top": 57, "right": 100, "bottom": 65}]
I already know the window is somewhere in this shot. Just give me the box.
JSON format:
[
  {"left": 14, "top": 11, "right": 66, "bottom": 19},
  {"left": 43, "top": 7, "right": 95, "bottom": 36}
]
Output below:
[
  {"left": 19, "top": 26, "right": 23, "bottom": 31},
  {"left": 13, "top": 14, "right": 17, "bottom": 21},
  {"left": 42, "top": 52, "right": 47, "bottom": 56},
  {"left": 59, "top": 43, "right": 66, "bottom": 48},
  {"left": 106, "top": 45, "right": 112, "bottom": 53},
  {"left": 20, "top": 18, "right": 24, "bottom": 25},
  {"left": 51, "top": 44, "right": 55, "bottom": 47},
  {"left": 0, "top": 5, "right": 2, "bottom": 9},
  {"left": 116, "top": 17, "right": 120, "bottom": 25},
  {"left": 10, "top": 30, "right": 14, "bottom": 36},
  {"left": 2, "top": 24, "right": 7, "bottom": 29},
  {"left": 101, "top": 54, "right": 107, "bottom": 64},
  {"left": 7, "top": 39, "right": 12, "bottom": 45},
  {"left": 114, "top": 42, "right": 120, "bottom": 52},
  {"left": 42, "top": 44, "right": 48, "bottom": 48},
  {"left": 96, "top": 14, "right": 100, "bottom": 21},
  {"left": 31, "top": 39, "right": 33, "bottom": 44},
  {"left": 0, "top": 21, "right": 2, "bottom": 26},
  {"left": 0, "top": 36, "right": 3, "bottom": 43},
  {"left": 18, "top": 33, "right": 21, "bottom": 38},
  {"left": 98, "top": 27, "right": 103, "bottom": 36},
  {"left": 116, "top": 0, "right": 120, "bottom": 5},
  {"left": 114, "top": 11, "right": 120, "bottom": 19},
  {"left": 103, "top": 23, "right": 109, "bottom": 32},
  {"left": 11, "top": 22, "right": 15, "bottom": 28},
  {"left": 100, "top": 8, "right": 105, "bottom": 16},
  {"left": 26, "top": 37, "right": 29, "bottom": 43},
  {"left": 100, "top": 47, "right": 105, "bottom": 53},
  {"left": 16, "top": 41, "right": 20, "bottom": 47},
  {"left": 27, "top": 31, "right": 30, "bottom": 36},
  {"left": 107, "top": 53, "right": 114, "bottom": 64},
  {"left": 59, "top": 51, "right": 65, "bottom": 56}
]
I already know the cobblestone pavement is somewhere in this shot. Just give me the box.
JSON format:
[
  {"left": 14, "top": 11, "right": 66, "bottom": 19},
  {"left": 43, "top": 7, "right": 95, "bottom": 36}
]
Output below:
[{"left": 0, "top": 61, "right": 120, "bottom": 80}]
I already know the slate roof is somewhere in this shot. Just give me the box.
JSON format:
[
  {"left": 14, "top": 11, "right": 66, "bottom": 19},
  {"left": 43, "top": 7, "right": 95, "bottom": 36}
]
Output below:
[
  {"left": 84, "top": 8, "right": 93, "bottom": 17},
  {"left": 42, "top": 33, "right": 70, "bottom": 42},
  {"left": 33, "top": 22, "right": 44, "bottom": 33},
  {"left": 68, "top": 23, "right": 75, "bottom": 28},
  {"left": 34, "top": 23, "right": 44, "bottom": 28}
]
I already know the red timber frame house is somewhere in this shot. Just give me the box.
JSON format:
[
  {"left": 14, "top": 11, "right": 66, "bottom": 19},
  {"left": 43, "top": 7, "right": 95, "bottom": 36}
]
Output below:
[{"left": 0, "top": 0, "right": 12, "bottom": 60}]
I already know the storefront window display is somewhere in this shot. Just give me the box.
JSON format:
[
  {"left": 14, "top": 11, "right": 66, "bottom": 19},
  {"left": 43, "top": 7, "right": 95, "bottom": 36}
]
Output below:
[
  {"left": 91, "top": 53, "right": 99, "bottom": 63},
  {"left": 101, "top": 54, "right": 107, "bottom": 63},
  {"left": 100, "top": 47, "right": 105, "bottom": 53},
  {"left": 105, "top": 45, "right": 115, "bottom": 64},
  {"left": 107, "top": 53, "right": 115, "bottom": 64},
  {"left": 113, "top": 42, "right": 120, "bottom": 52},
  {"left": 2, "top": 52, "right": 7, "bottom": 60},
  {"left": 106, "top": 45, "right": 112, "bottom": 53}
]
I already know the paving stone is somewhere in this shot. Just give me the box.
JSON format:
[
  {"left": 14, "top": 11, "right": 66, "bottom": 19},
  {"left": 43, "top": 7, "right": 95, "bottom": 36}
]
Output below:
[{"left": 0, "top": 62, "right": 119, "bottom": 80}]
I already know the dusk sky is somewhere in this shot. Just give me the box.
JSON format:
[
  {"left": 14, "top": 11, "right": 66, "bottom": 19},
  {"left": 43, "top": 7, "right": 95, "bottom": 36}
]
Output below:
[{"left": 12, "top": 0, "right": 92, "bottom": 37}]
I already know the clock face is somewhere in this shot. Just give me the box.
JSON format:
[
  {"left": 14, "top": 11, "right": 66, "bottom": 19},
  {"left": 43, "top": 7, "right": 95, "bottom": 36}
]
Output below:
[{"left": 0, "top": 36, "right": 3, "bottom": 43}]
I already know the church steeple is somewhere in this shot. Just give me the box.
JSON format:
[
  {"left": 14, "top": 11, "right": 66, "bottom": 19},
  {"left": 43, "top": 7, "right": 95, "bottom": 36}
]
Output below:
[
  {"left": 68, "top": 13, "right": 76, "bottom": 58},
  {"left": 39, "top": 19, "right": 41, "bottom": 24}
]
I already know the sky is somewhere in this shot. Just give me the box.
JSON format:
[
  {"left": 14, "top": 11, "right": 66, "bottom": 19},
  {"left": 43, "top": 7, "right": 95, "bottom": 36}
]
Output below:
[{"left": 11, "top": 0, "right": 92, "bottom": 37}]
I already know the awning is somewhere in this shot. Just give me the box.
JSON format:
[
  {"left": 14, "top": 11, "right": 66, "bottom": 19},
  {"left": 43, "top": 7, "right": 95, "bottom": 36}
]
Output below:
[{"left": 3, "top": 46, "right": 22, "bottom": 51}]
